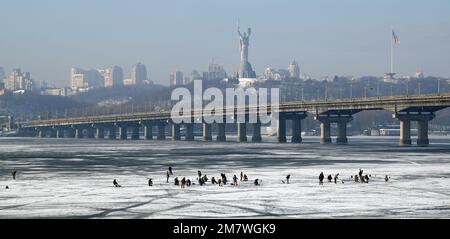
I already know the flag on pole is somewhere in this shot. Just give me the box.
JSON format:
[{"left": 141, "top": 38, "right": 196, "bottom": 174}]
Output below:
[{"left": 392, "top": 30, "right": 400, "bottom": 44}]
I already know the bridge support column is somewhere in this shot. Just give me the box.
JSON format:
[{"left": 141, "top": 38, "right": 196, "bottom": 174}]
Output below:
[
  {"left": 56, "top": 128, "right": 65, "bottom": 138},
  {"left": 336, "top": 118, "right": 352, "bottom": 144},
  {"left": 398, "top": 119, "right": 411, "bottom": 145},
  {"left": 237, "top": 123, "right": 247, "bottom": 142},
  {"left": 144, "top": 125, "right": 153, "bottom": 140},
  {"left": 202, "top": 123, "right": 212, "bottom": 141},
  {"left": 131, "top": 126, "right": 140, "bottom": 140},
  {"left": 277, "top": 118, "right": 287, "bottom": 143},
  {"left": 172, "top": 124, "right": 181, "bottom": 141},
  {"left": 185, "top": 124, "right": 194, "bottom": 141},
  {"left": 108, "top": 127, "right": 116, "bottom": 140},
  {"left": 417, "top": 119, "right": 430, "bottom": 146},
  {"left": 319, "top": 119, "right": 332, "bottom": 144},
  {"left": 67, "top": 128, "right": 75, "bottom": 138},
  {"left": 75, "top": 128, "right": 83, "bottom": 139},
  {"left": 86, "top": 128, "right": 95, "bottom": 139},
  {"left": 291, "top": 116, "right": 307, "bottom": 143},
  {"left": 252, "top": 122, "right": 262, "bottom": 143},
  {"left": 95, "top": 128, "right": 105, "bottom": 140},
  {"left": 157, "top": 123, "right": 166, "bottom": 140},
  {"left": 49, "top": 129, "right": 57, "bottom": 138},
  {"left": 119, "top": 127, "right": 127, "bottom": 140},
  {"left": 38, "top": 128, "right": 46, "bottom": 138},
  {"left": 217, "top": 123, "right": 226, "bottom": 142}
]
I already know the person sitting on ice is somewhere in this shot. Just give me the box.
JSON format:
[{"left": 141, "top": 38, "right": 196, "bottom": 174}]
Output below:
[
  {"left": 186, "top": 179, "right": 191, "bottom": 187},
  {"left": 12, "top": 170, "right": 17, "bottom": 180},
  {"left": 202, "top": 174, "right": 208, "bottom": 183},
  {"left": 218, "top": 178, "right": 223, "bottom": 186},
  {"left": 5, "top": 186, "right": 9, "bottom": 189},
  {"left": 358, "top": 169, "right": 363, "bottom": 179},
  {"left": 254, "top": 179, "right": 260, "bottom": 186},
  {"left": 174, "top": 177, "right": 179, "bottom": 186},
  {"left": 364, "top": 175, "right": 370, "bottom": 183},
  {"left": 354, "top": 175, "right": 359, "bottom": 182},
  {"left": 148, "top": 178, "right": 153, "bottom": 187},
  {"left": 327, "top": 174, "right": 332, "bottom": 182},
  {"left": 211, "top": 177, "right": 218, "bottom": 185},
  {"left": 334, "top": 173, "right": 339, "bottom": 184},
  {"left": 166, "top": 171, "right": 170, "bottom": 183},
  {"left": 181, "top": 177, "right": 186, "bottom": 188},
  {"left": 113, "top": 179, "right": 121, "bottom": 187},
  {"left": 385, "top": 175, "right": 390, "bottom": 182},
  {"left": 243, "top": 174, "right": 248, "bottom": 181},
  {"left": 198, "top": 177, "right": 205, "bottom": 186},
  {"left": 319, "top": 172, "right": 324, "bottom": 185},
  {"left": 233, "top": 175, "right": 238, "bottom": 186},
  {"left": 168, "top": 166, "right": 173, "bottom": 175}
]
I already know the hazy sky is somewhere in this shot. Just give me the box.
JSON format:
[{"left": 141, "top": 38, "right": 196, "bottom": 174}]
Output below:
[{"left": 1, "top": 0, "right": 450, "bottom": 86}]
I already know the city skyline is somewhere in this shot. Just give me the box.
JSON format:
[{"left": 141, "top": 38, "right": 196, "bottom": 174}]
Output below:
[{"left": 1, "top": 0, "right": 450, "bottom": 87}]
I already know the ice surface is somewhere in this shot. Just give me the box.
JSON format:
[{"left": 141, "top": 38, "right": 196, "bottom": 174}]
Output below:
[{"left": 1, "top": 136, "right": 450, "bottom": 218}]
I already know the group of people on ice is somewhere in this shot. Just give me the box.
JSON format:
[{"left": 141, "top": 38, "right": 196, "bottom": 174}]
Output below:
[
  {"left": 111, "top": 167, "right": 391, "bottom": 188},
  {"left": 318, "top": 169, "right": 390, "bottom": 185}
]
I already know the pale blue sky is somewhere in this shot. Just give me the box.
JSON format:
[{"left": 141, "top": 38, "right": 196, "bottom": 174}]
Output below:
[{"left": 1, "top": 0, "right": 450, "bottom": 86}]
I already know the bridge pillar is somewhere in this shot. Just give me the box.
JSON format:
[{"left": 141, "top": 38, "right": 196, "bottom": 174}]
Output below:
[
  {"left": 157, "top": 123, "right": 166, "bottom": 140},
  {"left": 38, "top": 128, "right": 46, "bottom": 138},
  {"left": 131, "top": 126, "right": 140, "bottom": 140},
  {"left": 399, "top": 118, "right": 411, "bottom": 145},
  {"left": 56, "top": 128, "right": 65, "bottom": 138},
  {"left": 336, "top": 117, "right": 352, "bottom": 144},
  {"left": 172, "top": 124, "right": 181, "bottom": 141},
  {"left": 217, "top": 123, "right": 226, "bottom": 142},
  {"left": 185, "top": 124, "right": 194, "bottom": 141},
  {"left": 48, "top": 129, "right": 57, "bottom": 138},
  {"left": 86, "top": 127, "right": 95, "bottom": 139},
  {"left": 291, "top": 114, "right": 307, "bottom": 143},
  {"left": 237, "top": 123, "right": 247, "bottom": 142},
  {"left": 75, "top": 128, "right": 84, "bottom": 139},
  {"left": 66, "top": 128, "right": 75, "bottom": 138},
  {"left": 277, "top": 117, "right": 287, "bottom": 143},
  {"left": 202, "top": 123, "right": 212, "bottom": 141},
  {"left": 318, "top": 119, "right": 332, "bottom": 144},
  {"left": 144, "top": 124, "right": 153, "bottom": 140},
  {"left": 108, "top": 127, "right": 116, "bottom": 140},
  {"left": 252, "top": 122, "right": 262, "bottom": 143},
  {"left": 95, "top": 128, "right": 105, "bottom": 140},
  {"left": 417, "top": 118, "right": 430, "bottom": 146},
  {"left": 119, "top": 127, "right": 127, "bottom": 140}
]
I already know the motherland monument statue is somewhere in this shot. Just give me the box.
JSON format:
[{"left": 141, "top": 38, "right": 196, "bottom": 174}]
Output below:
[{"left": 238, "top": 26, "right": 256, "bottom": 78}]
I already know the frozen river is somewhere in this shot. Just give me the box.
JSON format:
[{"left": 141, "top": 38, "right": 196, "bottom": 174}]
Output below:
[{"left": 1, "top": 136, "right": 450, "bottom": 218}]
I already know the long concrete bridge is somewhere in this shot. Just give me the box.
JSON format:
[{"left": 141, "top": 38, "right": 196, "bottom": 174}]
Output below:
[{"left": 20, "top": 93, "right": 450, "bottom": 146}]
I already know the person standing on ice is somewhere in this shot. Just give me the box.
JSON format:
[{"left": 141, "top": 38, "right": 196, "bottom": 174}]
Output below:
[
  {"left": 334, "top": 174, "right": 339, "bottom": 184},
  {"left": 148, "top": 178, "right": 153, "bottom": 186},
  {"left": 174, "top": 177, "right": 179, "bottom": 186},
  {"left": 358, "top": 169, "right": 363, "bottom": 179},
  {"left": 166, "top": 171, "right": 170, "bottom": 183},
  {"left": 181, "top": 177, "right": 186, "bottom": 188},
  {"left": 12, "top": 170, "right": 17, "bottom": 180},
  {"left": 319, "top": 172, "right": 324, "bottom": 185},
  {"left": 233, "top": 175, "right": 238, "bottom": 186},
  {"left": 240, "top": 172, "right": 244, "bottom": 181},
  {"left": 168, "top": 166, "right": 173, "bottom": 175},
  {"left": 113, "top": 179, "right": 121, "bottom": 187}
]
